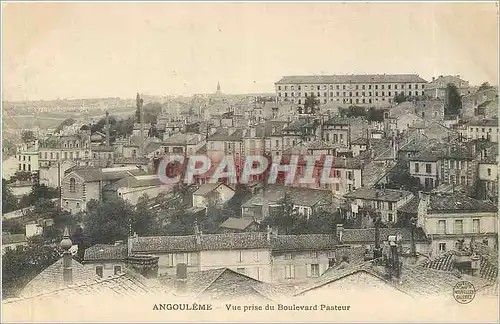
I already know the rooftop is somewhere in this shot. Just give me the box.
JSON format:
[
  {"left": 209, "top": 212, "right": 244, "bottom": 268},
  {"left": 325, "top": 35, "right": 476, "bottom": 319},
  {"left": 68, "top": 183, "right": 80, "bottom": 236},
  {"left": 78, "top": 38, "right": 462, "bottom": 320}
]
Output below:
[
  {"left": 219, "top": 217, "right": 257, "bottom": 231},
  {"left": 344, "top": 188, "right": 413, "bottom": 202},
  {"left": 276, "top": 74, "right": 427, "bottom": 85},
  {"left": 67, "top": 167, "right": 146, "bottom": 182},
  {"left": 427, "top": 193, "right": 498, "bottom": 214},
  {"left": 2, "top": 233, "right": 27, "bottom": 245},
  {"left": 342, "top": 227, "right": 429, "bottom": 244},
  {"left": 84, "top": 244, "right": 128, "bottom": 262},
  {"left": 241, "top": 185, "right": 332, "bottom": 208}
]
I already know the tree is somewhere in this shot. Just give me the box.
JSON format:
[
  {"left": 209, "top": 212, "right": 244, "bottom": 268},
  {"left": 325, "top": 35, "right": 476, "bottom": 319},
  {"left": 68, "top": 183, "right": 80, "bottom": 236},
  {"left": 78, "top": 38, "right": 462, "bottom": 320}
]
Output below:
[
  {"left": 2, "top": 178, "right": 18, "bottom": 213},
  {"left": 478, "top": 82, "right": 492, "bottom": 92},
  {"left": 2, "top": 219, "right": 24, "bottom": 234},
  {"left": 394, "top": 92, "right": 409, "bottom": 104},
  {"left": 304, "top": 95, "right": 320, "bottom": 114},
  {"left": 260, "top": 193, "right": 304, "bottom": 234},
  {"left": 137, "top": 102, "right": 163, "bottom": 124},
  {"left": 2, "top": 242, "right": 62, "bottom": 297},
  {"left": 54, "top": 118, "right": 76, "bottom": 133},
  {"left": 19, "top": 183, "right": 59, "bottom": 208},
  {"left": 21, "top": 130, "right": 35, "bottom": 143},
  {"left": 445, "top": 83, "right": 462, "bottom": 115},
  {"left": 303, "top": 209, "right": 342, "bottom": 234},
  {"left": 133, "top": 194, "right": 157, "bottom": 236},
  {"left": 84, "top": 198, "right": 135, "bottom": 244}
]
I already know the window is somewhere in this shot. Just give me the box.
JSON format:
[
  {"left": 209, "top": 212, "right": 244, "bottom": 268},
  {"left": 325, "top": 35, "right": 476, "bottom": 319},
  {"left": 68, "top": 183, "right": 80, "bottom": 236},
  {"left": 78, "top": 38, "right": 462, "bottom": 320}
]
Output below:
[
  {"left": 236, "top": 268, "right": 246, "bottom": 274},
  {"left": 285, "top": 265, "right": 295, "bottom": 279},
  {"left": 96, "top": 266, "right": 103, "bottom": 278},
  {"left": 310, "top": 251, "right": 318, "bottom": 258},
  {"left": 388, "top": 202, "right": 393, "bottom": 211},
  {"left": 454, "top": 220, "right": 463, "bottom": 234},
  {"left": 437, "top": 220, "right": 446, "bottom": 234},
  {"left": 439, "top": 243, "right": 446, "bottom": 252},
  {"left": 285, "top": 253, "right": 292, "bottom": 260},
  {"left": 472, "top": 219, "right": 480, "bottom": 233},
  {"left": 415, "top": 163, "right": 420, "bottom": 173},
  {"left": 69, "top": 178, "right": 76, "bottom": 193},
  {"left": 310, "top": 264, "right": 320, "bottom": 278},
  {"left": 254, "top": 251, "right": 259, "bottom": 261},
  {"left": 114, "top": 266, "right": 122, "bottom": 275},
  {"left": 425, "top": 164, "right": 432, "bottom": 174},
  {"left": 487, "top": 168, "right": 491, "bottom": 176},
  {"left": 335, "top": 183, "right": 340, "bottom": 191},
  {"left": 238, "top": 251, "right": 243, "bottom": 262},
  {"left": 388, "top": 213, "right": 394, "bottom": 222}
]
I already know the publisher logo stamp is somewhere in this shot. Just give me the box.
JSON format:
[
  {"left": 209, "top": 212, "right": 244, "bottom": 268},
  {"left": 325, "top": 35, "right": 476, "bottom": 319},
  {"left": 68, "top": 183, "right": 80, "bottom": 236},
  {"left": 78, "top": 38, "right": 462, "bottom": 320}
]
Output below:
[{"left": 453, "top": 281, "right": 476, "bottom": 304}]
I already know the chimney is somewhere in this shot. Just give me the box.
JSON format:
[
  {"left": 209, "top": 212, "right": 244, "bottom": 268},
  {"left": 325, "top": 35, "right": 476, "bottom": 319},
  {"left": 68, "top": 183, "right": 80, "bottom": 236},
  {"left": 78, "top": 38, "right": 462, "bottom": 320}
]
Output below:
[
  {"left": 137, "top": 93, "right": 145, "bottom": 157},
  {"left": 60, "top": 227, "right": 73, "bottom": 285},
  {"left": 105, "top": 111, "right": 110, "bottom": 146},
  {"left": 125, "top": 254, "right": 159, "bottom": 279},
  {"left": 432, "top": 77, "right": 435, "bottom": 81},
  {"left": 176, "top": 263, "right": 188, "bottom": 293},
  {"left": 266, "top": 225, "right": 272, "bottom": 242},
  {"left": 336, "top": 224, "right": 344, "bottom": 243},
  {"left": 127, "top": 232, "right": 138, "bottom": 256},
  {"left": 194, "top": 224, "right": 201, "bottom": 245},
  {"left": 470, "top": 253, "right": 480, "bottom": 276}
]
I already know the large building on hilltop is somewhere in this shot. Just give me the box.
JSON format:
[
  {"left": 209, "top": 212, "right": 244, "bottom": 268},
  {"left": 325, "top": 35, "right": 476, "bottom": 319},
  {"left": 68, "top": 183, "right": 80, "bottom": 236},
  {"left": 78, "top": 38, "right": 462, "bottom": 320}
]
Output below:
[{"left": 275, "top": 74, "right": 427, "bottom": 106}]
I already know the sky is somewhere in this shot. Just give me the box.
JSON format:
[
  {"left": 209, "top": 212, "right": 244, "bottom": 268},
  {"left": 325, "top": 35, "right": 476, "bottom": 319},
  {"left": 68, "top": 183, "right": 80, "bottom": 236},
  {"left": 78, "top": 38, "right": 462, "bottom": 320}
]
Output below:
[{"left": 2, "top": 2, "right": 499, "bottom": 101}]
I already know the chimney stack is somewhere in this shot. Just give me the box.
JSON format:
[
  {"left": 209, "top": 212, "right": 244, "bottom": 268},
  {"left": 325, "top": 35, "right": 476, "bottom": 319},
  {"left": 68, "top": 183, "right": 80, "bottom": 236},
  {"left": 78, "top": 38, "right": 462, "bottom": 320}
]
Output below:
[
  {"left": 194, "top": 224, "right": 201, "bottom": 245},
  {"left": 176, "top": 263, "right": 188, "bottom": 293},
  {"left": 60, "top": 227, "right": 73, "bottom": 285},
  {"left": 128, "top": 232, "right": 138, "bottom": 256},
  {"left": 105, "top": 111, "right": 110, "bottom": 146},
  {"left": 137, "top": 93, "right": 145, "bottom": 157},
  {"left": 266, "top": 225, "right": 271, "bottom": 242},
  {"left": 126, "top": 254, "right": 159, "bottom": 278},
  {"left": 336, "top": 224, "right": 344, "bottom": 243}
]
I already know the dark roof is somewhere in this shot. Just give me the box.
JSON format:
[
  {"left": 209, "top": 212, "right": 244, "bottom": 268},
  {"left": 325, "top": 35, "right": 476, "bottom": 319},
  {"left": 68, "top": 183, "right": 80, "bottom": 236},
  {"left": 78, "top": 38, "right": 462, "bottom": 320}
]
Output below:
[
  {"left": 276, "top": 74, "right": 427, "bottom": 85},
  {"left": 420, "top": 247, "right": 498, "bottom": 282},
  {"left": 207, "top": 128, "right": 244, "bottom": 141},
  {"left": 428, "top": 193, "right": 498, "bottom": 214},
  {"left": 193, "top": 182, "right": 234, "bottom": 196},
  {"left": 324, "top": 117, "right": 350, "bottom": 126},
  {"left": 132, "top": 232, "right": 269, "bottom": 253},
  {"left": 351, "top": 137, "right": 369, "bottom": 146},
  {"left": 2, "top": 234, "right": 27, "bottom": 245},
  {"left": 468, "top": 119, "right": 498, "bottom": 127},
  {"left": 295, "top": 260, "right": 492, "bottom": 297},
  {"left": 84, "top": 244, "right": 128, "bottom": 262},
  {"left": 398, "top": 197, "right": 420, "bottom": 214},
  {"left": 219, "top": 217, "right": 257, "bottom": 231},
  {"left": 342, "top": 227, "right": 429, "bottom": 244},
  {"left": 159, "top": 268, "right": 288, "bottom": 302},
  {"left": 241, "top": 185, "right": 332, "bottom": 208},
  {"left": 344, "top": 188, "right": 413, "bottom": 202},
  {"left": 21, "top": 258, "right": 99, "bottom": 297},
  {"left": 272, "top": 234, "right": 338, "bottom": 252},
  {"left": 3, "top": 269, "right": 165, "bottom": 322}
]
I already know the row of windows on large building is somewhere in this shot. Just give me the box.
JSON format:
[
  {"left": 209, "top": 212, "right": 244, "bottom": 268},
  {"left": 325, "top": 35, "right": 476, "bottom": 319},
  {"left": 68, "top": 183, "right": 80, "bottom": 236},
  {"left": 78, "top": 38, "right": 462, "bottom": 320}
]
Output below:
[
  {"left": 277, "top": 83, "right": 426, "bottom": 91},
  {"left": 38, "top": 151, "right": 112, "bottom": 160},
  {"left": 279, "top": 90, "right": 423, "bottom": 98}
]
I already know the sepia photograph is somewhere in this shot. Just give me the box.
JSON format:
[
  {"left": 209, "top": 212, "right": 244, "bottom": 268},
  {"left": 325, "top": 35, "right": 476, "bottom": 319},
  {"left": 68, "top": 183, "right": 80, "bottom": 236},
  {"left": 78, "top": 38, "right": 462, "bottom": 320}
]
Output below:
[{"left": 1, "top": 1, "right": 499, "bottom": 322}]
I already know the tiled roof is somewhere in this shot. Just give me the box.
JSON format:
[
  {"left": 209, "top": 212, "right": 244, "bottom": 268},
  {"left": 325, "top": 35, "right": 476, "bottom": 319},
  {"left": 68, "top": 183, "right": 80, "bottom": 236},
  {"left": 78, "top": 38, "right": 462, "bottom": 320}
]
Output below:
[
  {"left": 132, "top": 232, "right": 269, "bottom": 253},
  {"left": 84, "top": 244, "right": 128, "bottom": 262},
  {"left": 304, "top": 139, "right": 335, "bottom": 150},
  {"left": 398, "top": 196, "right": 420, "bottom": 214},
  {"left": 361, "top": 160, "right": 397, "bottom": 188},
  {"left": 295, "top": 260, "right": 492, "bottom": 297},
  {"left": 113, "top": 157, "right": 150, "bottom": 165},
  {"left": 342, "top": 227, "right": 429, "bottom": 244},
  {"left": 164, "top": 132, "right": 200, "bottom": 145},
  {"left": 468, "top": 118, "right": 498, "bottom": 127},
  {"left": 344, "top": 188, "right": 413, "bottom": 202},
  {"left": 427, "top": 193, "right": 498, "bottom": 214},
  {"left": 103, "top": 175, "right": 163, "bottom": 191},
  {"left": 420, "top": 250, "right": 498, "bottom": 282},
  {"left": 21, "top": 258, "right": 99, "bottom": 297},
  {"left": 276, "top": 74, "right": 427, "bottom": 85},
  {"left": 241, "top": 185, "right": 332, "bottom": 208},
  {"left": 2, "top": 269, "right": 166, "bottom": 322},
  {"left": 351, "top": 137, "right": 369, "bottom": 146},
  {"left": 324, "top": 117, "right": 350, "bottom": 126},
  {"left": 144, "top": 141, "right": 163, "bottom": 154},
  {"left": 207, "top": 128, "right": 244, "bottom": 141},
  {"left": 2, "top": 233, "right": 27, "bottom": 245},
  {"left": 69, "top": 167, "right": 146, "bottom": 182},
  {"left": 282, "top": 118, "right": 309, "bottom": 131},
  {"left": 159, "top": 268, "right": 288, "bottom": 302},
  {"left": 219, "top": 217, "right": 257, "bottom": 231},
  {"left": 271, "top": 234, "right": 338, "bottom": 252}
]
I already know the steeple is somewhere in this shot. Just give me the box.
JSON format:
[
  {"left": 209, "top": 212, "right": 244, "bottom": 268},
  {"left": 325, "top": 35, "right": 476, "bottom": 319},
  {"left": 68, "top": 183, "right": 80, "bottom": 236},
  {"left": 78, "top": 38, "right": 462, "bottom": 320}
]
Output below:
[{"left": 216, "top": 81, "right": 221, "bottom": 95}]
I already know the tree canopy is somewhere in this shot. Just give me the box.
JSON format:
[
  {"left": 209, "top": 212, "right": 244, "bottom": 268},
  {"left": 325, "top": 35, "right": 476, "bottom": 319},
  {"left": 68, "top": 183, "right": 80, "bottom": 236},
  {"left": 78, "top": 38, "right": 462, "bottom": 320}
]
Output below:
[
  {"left": 303, "top": 95, "right": 320, "bottom": 114},
  {"left": 2, "top": 242, "right": 62, "bottom": 298},
  {"left": 445, "top": 83, "right": 462, "bottom": 115},
  {"left": 478, "top": 82, "right": 493, "bottom": 92},
  {"left": 54, "top": 118, "right": 76, "bottom": 133},
  {"left": 21, "top": 130, "right": 35, "bottom": 143},
  {"left": 2, "top": 178, "right": 18, "bottom": 213}
]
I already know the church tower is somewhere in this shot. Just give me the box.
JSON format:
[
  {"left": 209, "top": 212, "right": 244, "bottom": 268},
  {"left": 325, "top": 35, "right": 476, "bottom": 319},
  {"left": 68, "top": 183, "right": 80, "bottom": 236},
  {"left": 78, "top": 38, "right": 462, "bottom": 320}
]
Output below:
[{"left": 216, "top": 81, "right": 222, "bottom": 95}]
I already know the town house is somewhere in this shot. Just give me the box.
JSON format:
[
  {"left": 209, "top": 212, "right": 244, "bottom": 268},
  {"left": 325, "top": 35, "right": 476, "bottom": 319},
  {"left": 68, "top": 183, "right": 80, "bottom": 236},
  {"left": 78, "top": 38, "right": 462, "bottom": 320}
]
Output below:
[
  {"left": 416, "top": 192, "right": 498, "bottom": 257},
  {"left": 344, "top": 188, "right": 414, "bottom": 224},
  {"left": 61, "top": 166, "right": 146, "bottom": 213},
  {"left": 102, "top": 174, "right": 164, "bottom": 205},
  {"left": 467, "top": 118, "right": 499, "bottom": 143}
]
